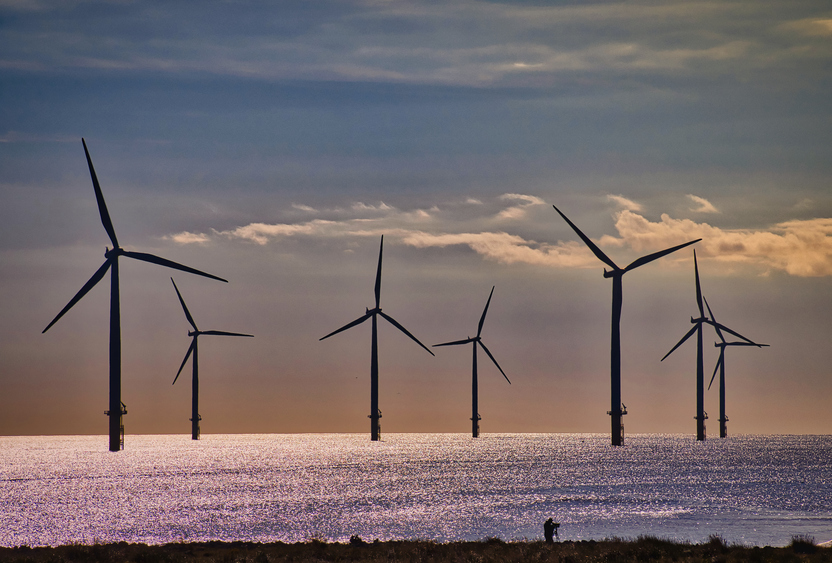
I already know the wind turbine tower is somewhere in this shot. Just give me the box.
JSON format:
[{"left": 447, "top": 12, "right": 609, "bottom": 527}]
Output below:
[
  {"left": 171, "top": 278, "right": 253, "bottom": 440},
  {"left": 434, "top": 286, "right": 511, "bottom": 437},
  {"left": 704, "top": 297, "right": 768, "bottom": 438},
  {"left": 42, "top": 139, "right": 227, "bottom": 451},
  {"left": 553, "top": 205, "right": 700, "bottom": 446},
  {"left": 320, "top": 236, "right": 434, "bottom": 441},
  {"left": 662, "top": 251, "right": 756, "bottom": 440}
]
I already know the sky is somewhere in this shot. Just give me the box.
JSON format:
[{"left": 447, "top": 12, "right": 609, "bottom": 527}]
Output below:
[{"left": 1, "top": 0, "right": 831, "bottom": 440}]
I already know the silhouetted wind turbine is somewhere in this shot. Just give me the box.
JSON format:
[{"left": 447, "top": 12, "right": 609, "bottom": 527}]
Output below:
[
  {"left": 42, "top": 139, "right": 227, "bottom": 452},
  {"left": 433, "top": 286, "right": 511, "bottom": 438},
  {"left": 661, "top": 250, "right": 754, "bottom": 441},
  {"left": 553, "top": 205, "right": 700, "bottom": 446},
  {"left": 319, "top": 235, "right": 434, "bottom": 441},
  {"left": 171, "top": 278, "right": 253, "bottom": 440},
  {"left": 704, "top": 297, "right": 768, "bottom": 438}
]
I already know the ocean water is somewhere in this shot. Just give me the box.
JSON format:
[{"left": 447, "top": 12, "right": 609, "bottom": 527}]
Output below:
[{"left": 1, "top": 433, "right": 830, "bottom": 548}]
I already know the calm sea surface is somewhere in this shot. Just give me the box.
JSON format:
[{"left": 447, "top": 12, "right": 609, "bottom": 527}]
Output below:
[{"left": 1, "top": 433, "right": 830, "bottom": 547}]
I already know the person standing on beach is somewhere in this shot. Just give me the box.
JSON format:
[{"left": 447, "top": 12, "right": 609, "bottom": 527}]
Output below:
[{"left": 543, "top": 518, "right": 559, "bottom": 543}]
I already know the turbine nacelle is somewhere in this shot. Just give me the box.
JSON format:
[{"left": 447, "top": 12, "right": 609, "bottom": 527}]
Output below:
[
  {"left": 603, "top": 268, "right": 622, "bottom": 279},
  {"left": 104, "top": 246, "right": 124, "bottom": 259}
]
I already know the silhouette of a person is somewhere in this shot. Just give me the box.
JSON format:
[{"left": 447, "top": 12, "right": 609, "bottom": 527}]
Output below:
[{"left": 543, "top": 518, "right": 559, "bottom": 543}]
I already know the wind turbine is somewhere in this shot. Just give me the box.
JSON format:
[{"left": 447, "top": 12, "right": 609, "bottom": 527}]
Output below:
[
  {"left": 319, "top": 235, "right": 434, "bottom": 441},
  {"left": 433, "top": 286, "right": 511, "bottom": 438},
  {"left": 553, "top": 205, "right": 700, "bottom": 446},
  {"left": 661, "top": 250, "right": 755, "bottom": 440},
  {"left": 171, "top": 278, "right": 253, "bottom": 440},
  {"left": 704, "top": 297, "right": 768, "bottom": 438},
  {"left": 42, "top": 138, "right": 227, "bottom": 452}
]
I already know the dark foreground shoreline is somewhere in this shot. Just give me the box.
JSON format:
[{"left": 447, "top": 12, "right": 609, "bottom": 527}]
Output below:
[{"left": 2, "top": 536, "right": 830, "bottom": 563}]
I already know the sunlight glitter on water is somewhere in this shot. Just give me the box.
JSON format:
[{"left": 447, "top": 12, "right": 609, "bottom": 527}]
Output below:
[{"left": 1, "top": 433, "right": 831, "bottom": 547}]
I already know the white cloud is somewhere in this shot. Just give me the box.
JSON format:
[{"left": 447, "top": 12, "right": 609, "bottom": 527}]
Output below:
[
  {"left": 496, "top": 193, "right": 546, "bottom": 219},
  {"left": 687, "top": 194, "right": 719, "bottom": 213},
  {"left": 168, "top": 196, "right": 832, "bottom": 277},
  {"left": 218, "top": 220, "right": 335, "bottom": 245},
  {"left": 606, "top": 194, "right": 644, "bottom": 212},
  {"left": 164, "top": 231, "right": 211, "bottom": 244},
  {"left": 603, "top": 210, "right": 832, "bottom": 277},
  {"left": 351, "top": 202, "right": 395, "bottom": 213},
  {"left": 400, "top": 231, "right": 597, "bottom": 268},
  {"left": 292, "top": 203, "right": 317, "bottom": 213}
]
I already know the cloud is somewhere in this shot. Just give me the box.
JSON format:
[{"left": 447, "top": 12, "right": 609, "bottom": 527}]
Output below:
[
  {"left": 164, "top": 231, "right": 211, "bottom": 244},
  {"left": 687, "top": 194, "right": 719, "bottom": 213},
  {"left": 8, "top": 0, "right": 822, "bottom": 90},
  {"left": 218, "top": 220, "right": 335, "bottom": 245},
  {"left": 351, "top": 202, "right": 394, "bottom": 213},
  {"left": 793, "top": 198, "right": 814, "bottom": 212},
  {"left": 169, "top": 195, "right": 832, "bottom": 277},
  {"left": 496, "top": 193, "right": 546, "bottom": 219},
  {"left": 783, "top": 18, "right": 832, "bottom": 37},
  {"left": 400, "top": 231, "right": 597, "bottom": 268},
  {"left": 292, "top": 204, "right": 317, "bottom": 213},
  {"left": 603, "top": 210, "right": 832, "bottom": 277},
  {"left": 607, "top": 195, "right": 644, "bottom": 212}
]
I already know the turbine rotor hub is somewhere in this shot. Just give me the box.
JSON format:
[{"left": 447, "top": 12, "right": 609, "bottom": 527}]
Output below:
[{"left": 104, "top": 246, "right": 124, "bottom": 259}]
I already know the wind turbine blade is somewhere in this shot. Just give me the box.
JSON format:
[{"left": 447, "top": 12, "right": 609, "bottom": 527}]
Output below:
[
  {"left": 553, "top": 205, "right": 619, "bottom": 271},
  {"left": 661, "top": 324, "right": 698, "bottom": 361},
  {"left": 726, "top": 341, "right": 769, "bottom": 348},
  {"left": 201, "top": 330, "right": 254, "bottom": 337},
  {"left": 477, "top": 286, "right": 495, "bottom": 338},
  {"left": 43, "top": 259, "right": 111, "bottom": 333},
  {"left": 378, "top": 311, "right": 435, "bottom": 356},
  {"left": 478, "top": 341, "right": 511, "bottom": 384},
  {"left": 623, "top": 238, "right": 701, "bottom": 273},
  {"left": 703, "top": 296, "right": 725, "bottom": 343},
  {"left": 171, "top": 278, "right": 198, "bottom": 331},
  {"left": 694, "top": 250, "right": 704, "bottom": 318},
  {"left": 319, "top": 312, "right": 372, "bottom": 340},
  {"left": 82, "top": 138, "right": 119, "bottom": 249},
  {"left": 173, "top": 339, "right": 196, "bottom": 385},
  {"left": 433, "top": 337, "right": 475, "bottom": 347},
  {"left": 374, "top": 235, "right": 383, "bottom": 309},
  {"left": 708, "top": 350, "right": 723, "bottom": 390},
  {"left": 122, "top": 251, "right": 227, "bottom": 282},
  {"left": 708, "top": 321, "right": 757, "bottom": 345}
]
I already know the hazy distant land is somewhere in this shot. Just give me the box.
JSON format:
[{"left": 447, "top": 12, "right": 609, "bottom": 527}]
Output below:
[{"left": 1, "top": 536, "right": 830, "bottom": 563}]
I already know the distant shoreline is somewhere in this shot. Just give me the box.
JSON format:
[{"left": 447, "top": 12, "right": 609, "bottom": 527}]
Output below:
[{"left": 1, "top": 536, "right": 829, "bottom": 562}]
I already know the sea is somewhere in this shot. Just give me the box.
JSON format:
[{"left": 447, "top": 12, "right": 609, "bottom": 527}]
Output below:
[{"left": 1, "top": 433, "right": 830, "bottom": 548}]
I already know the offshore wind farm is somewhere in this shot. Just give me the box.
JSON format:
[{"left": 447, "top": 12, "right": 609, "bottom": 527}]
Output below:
[
  {"left": 4, "top": 0, "right": 831, "bottom": 442},
  {"left": 2, "top": 0, "right": 832, "bottom": 552}
]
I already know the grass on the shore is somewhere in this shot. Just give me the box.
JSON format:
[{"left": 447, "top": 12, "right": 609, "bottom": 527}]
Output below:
[{"left": 1, "top": 535, "right": 830, "bottom": 563}]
